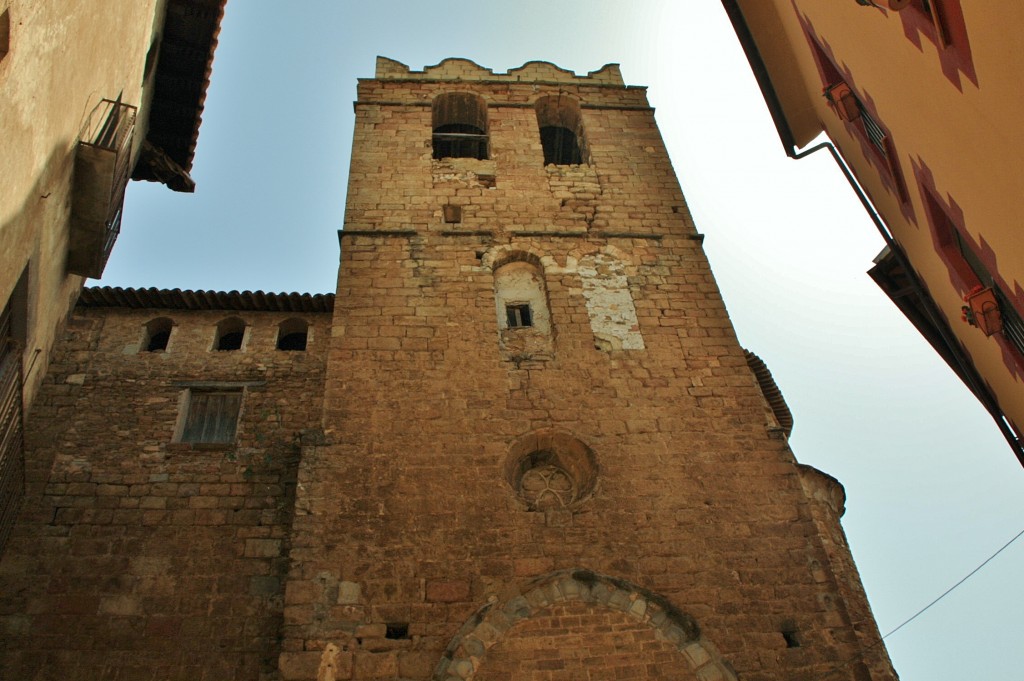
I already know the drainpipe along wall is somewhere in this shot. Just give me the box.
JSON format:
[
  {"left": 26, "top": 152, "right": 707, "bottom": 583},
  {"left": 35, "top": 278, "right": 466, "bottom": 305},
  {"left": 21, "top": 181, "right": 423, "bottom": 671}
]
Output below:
[{"left": 720, "top": 0, "right": 1024, "bottom": 466}]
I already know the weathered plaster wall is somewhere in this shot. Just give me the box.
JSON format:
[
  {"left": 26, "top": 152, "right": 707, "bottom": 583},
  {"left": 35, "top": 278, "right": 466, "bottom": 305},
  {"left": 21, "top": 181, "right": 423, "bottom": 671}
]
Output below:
[{"left": 0, "top": 0, "right": 164, "bottom": 407}]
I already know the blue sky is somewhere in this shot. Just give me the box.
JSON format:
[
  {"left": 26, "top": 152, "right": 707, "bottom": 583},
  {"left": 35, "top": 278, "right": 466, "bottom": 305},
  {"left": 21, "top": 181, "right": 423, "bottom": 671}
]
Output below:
[{"left": 107, "top": 3, "right": 1024, "bottom": 679}]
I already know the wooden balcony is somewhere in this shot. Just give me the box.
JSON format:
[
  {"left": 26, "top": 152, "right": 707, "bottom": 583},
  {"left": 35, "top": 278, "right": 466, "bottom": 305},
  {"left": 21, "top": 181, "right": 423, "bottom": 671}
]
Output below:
[{"left": 68, "top": 99, "right": 137, "bottom": 279}]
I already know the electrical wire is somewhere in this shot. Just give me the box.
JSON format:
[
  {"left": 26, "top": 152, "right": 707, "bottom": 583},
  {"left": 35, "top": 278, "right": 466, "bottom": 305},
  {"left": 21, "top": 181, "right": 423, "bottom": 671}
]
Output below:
[{"left": 819, "top": 525, "right": 1024, "bottom": 680}]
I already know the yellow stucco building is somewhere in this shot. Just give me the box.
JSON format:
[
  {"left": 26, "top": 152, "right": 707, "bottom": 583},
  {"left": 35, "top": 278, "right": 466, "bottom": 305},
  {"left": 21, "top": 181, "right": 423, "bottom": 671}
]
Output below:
[
  {"left": 723, "top": 0, "right": 1024, "bottom": 464},
  {"left": 0, "top": 0, "right": 224, "bottom": 550}
]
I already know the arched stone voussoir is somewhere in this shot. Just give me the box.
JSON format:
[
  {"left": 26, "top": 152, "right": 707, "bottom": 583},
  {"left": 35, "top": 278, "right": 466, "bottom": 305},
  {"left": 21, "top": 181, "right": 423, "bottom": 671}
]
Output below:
[{"left": 433, "top": 569, "right": 738, "bottom": 681}]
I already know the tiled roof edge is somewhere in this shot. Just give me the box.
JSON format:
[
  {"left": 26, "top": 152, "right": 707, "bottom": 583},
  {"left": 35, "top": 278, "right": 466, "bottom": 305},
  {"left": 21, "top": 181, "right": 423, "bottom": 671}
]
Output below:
[
  {"left": 78, "top": 286, "right": 334, "bottom": 313},
  {"left": 744, "top": 349, "right": 794, "bottom": 436}
]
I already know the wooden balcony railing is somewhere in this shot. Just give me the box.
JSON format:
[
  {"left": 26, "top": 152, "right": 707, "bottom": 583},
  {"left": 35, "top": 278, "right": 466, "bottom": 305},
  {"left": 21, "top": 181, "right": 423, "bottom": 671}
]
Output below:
[{"left": 68, "top": 98, "right": 137, "bottom": 279}]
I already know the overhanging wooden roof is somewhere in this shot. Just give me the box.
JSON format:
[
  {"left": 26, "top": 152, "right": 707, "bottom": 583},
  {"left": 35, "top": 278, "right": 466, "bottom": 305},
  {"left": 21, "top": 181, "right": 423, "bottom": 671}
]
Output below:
[
  {"left": 79, "top": 287, "right": 334, "bottom": 313},
  {"left": 132, "top": 0, "right": 227, "bottom": 192}
]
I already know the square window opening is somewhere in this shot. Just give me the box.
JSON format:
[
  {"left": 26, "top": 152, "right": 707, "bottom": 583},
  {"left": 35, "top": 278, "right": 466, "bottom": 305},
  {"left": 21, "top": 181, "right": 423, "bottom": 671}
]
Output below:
[
  {"left": 385, "top": 623, "right": 410, "bottom": 640},
  {"left": 506, "top": 304, "right": 533, "bottom": 329},
  {"left": 179, "top": 389, "right": 243, "bottom": 444}
]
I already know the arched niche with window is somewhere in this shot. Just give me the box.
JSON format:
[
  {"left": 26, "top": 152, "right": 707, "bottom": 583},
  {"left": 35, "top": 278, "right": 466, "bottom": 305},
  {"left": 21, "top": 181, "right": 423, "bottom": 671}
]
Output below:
[
  {"left": 535, "top": 95, "right": 587, "bottom": 166},
  {"left": 493, "top": 256, "right": 554, "bottom": 360},
  {"left": 276, "top": 318, "right": 309, "bottom": 351},
  {"left": 213, "top": 317, "right": 247, "bottom": 352},
  {"left": 433, "top": 92, "right": 489, "bottom": 160},
  {"left": 140, "top": 317, "right": 174, "bottom": 353}
]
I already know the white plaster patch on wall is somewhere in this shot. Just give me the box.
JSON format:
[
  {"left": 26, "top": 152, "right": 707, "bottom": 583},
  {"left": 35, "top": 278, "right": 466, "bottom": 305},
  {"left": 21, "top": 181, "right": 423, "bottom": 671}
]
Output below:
[{"left": 578, "top": 253, "right": 644, "bottom": 351}]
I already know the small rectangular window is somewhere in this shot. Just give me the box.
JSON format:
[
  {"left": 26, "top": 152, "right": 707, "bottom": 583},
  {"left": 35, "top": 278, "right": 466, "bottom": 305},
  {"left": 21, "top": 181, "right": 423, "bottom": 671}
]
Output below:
[
  {"left": 180, "top": 390, "right": 242, "bottom": 444},
  {"left": 506, "top": 304, "right": 532, "bottom": 328}
]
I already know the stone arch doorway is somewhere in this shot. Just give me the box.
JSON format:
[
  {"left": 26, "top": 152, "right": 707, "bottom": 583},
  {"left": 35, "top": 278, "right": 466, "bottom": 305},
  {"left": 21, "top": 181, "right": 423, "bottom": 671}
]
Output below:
[{"left": 434, "top": 570, "right": 736, "bottom": 681}]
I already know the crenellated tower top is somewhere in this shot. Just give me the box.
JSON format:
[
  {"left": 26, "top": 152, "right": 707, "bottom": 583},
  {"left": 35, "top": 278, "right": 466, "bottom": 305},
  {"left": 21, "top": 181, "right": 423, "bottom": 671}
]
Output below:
[{"left": 373, "top": 56, "right": 624, "bottom": 85}]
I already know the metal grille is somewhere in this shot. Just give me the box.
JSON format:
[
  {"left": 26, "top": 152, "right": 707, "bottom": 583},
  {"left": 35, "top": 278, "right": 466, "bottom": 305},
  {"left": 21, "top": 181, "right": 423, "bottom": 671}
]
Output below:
[
  {"left": 0, "top": 339, "right": 25, "bottom": 556},
  {"left": 995, "top": 288, "right": 1024, "bottom": 357},
  {"left": 860, "top": 108, "right": 889, "bottom": 159}
]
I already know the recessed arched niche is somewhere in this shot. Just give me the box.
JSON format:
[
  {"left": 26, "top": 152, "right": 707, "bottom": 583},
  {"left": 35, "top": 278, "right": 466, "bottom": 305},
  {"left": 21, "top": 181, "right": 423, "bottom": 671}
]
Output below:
[
  {"left": 276, "top": 318, "right": 309, "bottom": 351},
  {"left": 213, "top": 317, "right": 247, "bottom": 352},
  {"left": 535, "top": 94, "right": 587, "bottom": 165},
  {"left": 504, "top": 429, "right": 598, "bottom": 511},
  {"left": 433, "top": 92, "right": 489, "bottom": 160}
]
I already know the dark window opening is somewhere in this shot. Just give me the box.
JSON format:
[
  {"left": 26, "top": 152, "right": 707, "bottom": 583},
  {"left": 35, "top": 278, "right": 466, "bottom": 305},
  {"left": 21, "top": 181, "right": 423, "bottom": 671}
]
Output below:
[
  {"left": 142, "top": 317, "right": 173, "bottom": 353},
  {"left": 180, "top": 390, "right": 242, "bottom": 444},
  {"left": 432, "top": 93, "right": 489, "bottom": 160},
  {"left": 217, "top": 332, "right": 243, "bottom": 351},
  {"left": 782, "top": 629, "right": 801, "bottom": 648},
  {"left": 385, "top": 623, "right": 410, "bottom": 640},
  {"left": 147, "top": 330, "right": 170, "bottom": 352},
  {"left": 433, "top": 124, "right": 488, "bottom": 160},
  {"left": 277, "top": 319, "right": 309, "bottom": 351},
  {"left": 535, "top": 95, "right": 587, "bottom": 166},
  {"left": 506, "top": 304, "right": 532, "bottom": 328},
  {"left": 215, "top": 317, "right": 246, "bottom": 352},
  {"left": 277, "top": 332, "right": 307, "bottom": 351},
  {"left": 540, "top": 126, "right": 583, "bottom": 165}
]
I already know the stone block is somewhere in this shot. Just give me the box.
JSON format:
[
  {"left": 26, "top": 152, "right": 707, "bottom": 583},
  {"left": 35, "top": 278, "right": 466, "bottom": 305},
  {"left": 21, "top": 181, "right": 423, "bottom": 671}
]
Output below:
[{"left": 425, "top": 580, "right": 470, "bottom": 603}]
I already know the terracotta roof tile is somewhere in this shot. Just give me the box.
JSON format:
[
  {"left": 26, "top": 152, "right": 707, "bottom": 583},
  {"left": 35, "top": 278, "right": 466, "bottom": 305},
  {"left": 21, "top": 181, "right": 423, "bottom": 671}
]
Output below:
[{"left": 78, "top": 287, "right": 334, "bottom": 313}]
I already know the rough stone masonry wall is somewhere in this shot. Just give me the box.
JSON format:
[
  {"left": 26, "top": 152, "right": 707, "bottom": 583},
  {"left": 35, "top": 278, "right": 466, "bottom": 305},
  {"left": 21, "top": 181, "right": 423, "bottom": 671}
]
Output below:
[
  {"left": 280, "top": 60, "right": 897, "bottom": 681},
  {"left": 0, "top": 306, "right": 329, "bottom": 681}
]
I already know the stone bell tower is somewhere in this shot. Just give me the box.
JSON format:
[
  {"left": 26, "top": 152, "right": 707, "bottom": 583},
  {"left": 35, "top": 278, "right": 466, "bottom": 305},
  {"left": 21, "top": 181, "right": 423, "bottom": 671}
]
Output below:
[{"left": 278, "top": 58, "right": 897, "bottom": 681}]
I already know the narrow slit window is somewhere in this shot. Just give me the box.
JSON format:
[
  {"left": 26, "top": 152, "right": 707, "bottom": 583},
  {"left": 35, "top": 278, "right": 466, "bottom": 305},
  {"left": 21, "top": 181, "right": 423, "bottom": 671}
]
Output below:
[{"left": 506, "top": 304, "right": 532, "bottom": 328}]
